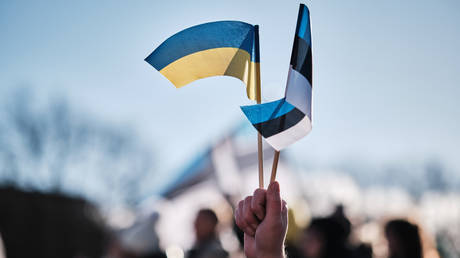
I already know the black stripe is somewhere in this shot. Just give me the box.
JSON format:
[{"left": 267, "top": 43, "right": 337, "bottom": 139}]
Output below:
[
  {"left": 253, "top": 107, "right": 305, "bottom": 138},
  {"left": 294, "top": 4, "right": 305, "bottom": 39},
  {"left": 290, "top": 36, "right": 312, "bottom": 86},
  {"left": 254, "top": 25, "right": 260, "bottom": 62}
]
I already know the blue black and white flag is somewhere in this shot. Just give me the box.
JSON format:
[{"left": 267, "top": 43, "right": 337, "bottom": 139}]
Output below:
[{"left": 241, "top": 4, "right": 313, "bottom": 151}]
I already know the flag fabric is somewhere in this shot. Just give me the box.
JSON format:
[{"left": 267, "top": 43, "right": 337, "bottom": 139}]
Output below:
[
  {"left": 145, "top": 21, "right": 260, "bottom": 100},
  {"left": 241, "top": 4, "right": 312, "bottom": 151}
]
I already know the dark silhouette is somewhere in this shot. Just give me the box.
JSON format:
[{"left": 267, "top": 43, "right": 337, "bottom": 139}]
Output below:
[
  {"left": 186, "top": 209, "right": 228, "bottom": 258},
  {"left": 299, "top": 217, "right": 354, "bottom": 258},
  {"left": 385, "top": 219, "right": 422, "bottom": 258},
  {"left": 330, "top": 204, "right": 351, "bottom": 243},
  {"left": 0, "top": 187, "right": 108, "bottom": 258},
  {"left": 295, "top": 205, "right": 372, "bottom": 258}
]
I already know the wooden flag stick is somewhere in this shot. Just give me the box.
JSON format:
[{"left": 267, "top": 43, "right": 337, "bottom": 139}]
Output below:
[
  {"left": 254, "top": 25, "right": 264, "bottom": 188},
  {"left": 257, "top": 134, "right": 264, "bottom": 188},
  {"left": 270, "top": 150, "right": 280, "bottom": 183}
]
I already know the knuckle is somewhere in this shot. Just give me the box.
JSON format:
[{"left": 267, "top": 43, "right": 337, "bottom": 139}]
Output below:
[
  {"left": 239, "top": 218, "right": 249, "bottom": 229},
  {"left": 238, "top": 202, "right": 244, "bottom": 212},
  {"left": 244, "top": 196, "right": 252, "bottom": 204},
  {"left": 254, "top": 190, "right": 266, "bottom": 201},
  {"left": 234, "top": 208, "right": 240, "bottom": 220},
  {"left": 253, "top": 188, "right": 264, "bottom": 195},
  {"left": 243, "top": 207, "right": 252, "bottom": 221},
  {"left": 236, "top": 217, "right": 242, "bottom": 228},
  {"left": 250, "top": 205, "right": 260, "bottom": 217},
  {"left": 235, "top": 213, "right": 244, "bottom": 228}
]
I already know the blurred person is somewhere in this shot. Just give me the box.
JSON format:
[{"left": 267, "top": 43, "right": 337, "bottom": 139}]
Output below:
[
  {"left": 235, "top": 181, "right": 288, "bottom": 258},
  {"left": 298, "top": 217, "right": 354, "bottom": 258},
  {"left": 330, "top": 205, "right": 372, "bottom": 258},
  {"left": 186, "top": 209, "right": 228, "bottom": 258},
  {"left": 0, "top": 187, "right": 108, "bottom": 258},
  {"left": 297, "top": 206, "right": 372, "bottom": 258},
  {"left": 330, "top": 205, "right": 351, "bottom": 243},
  {"left": 353, "top": 244, "right": 373, "bottom": 258},
  {"left": 106, "top": 213, "right": 166, "bottom": 258},
  {"left": 385, "top": 219, "right": 422, "bottom": 258}
]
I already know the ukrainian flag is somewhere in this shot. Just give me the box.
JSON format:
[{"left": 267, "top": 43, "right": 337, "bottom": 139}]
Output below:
[{"left": 145, "top": 21, "right": 260, "bottom": 101}]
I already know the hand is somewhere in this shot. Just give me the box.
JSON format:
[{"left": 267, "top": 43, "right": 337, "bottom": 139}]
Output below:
[{"left": 235, "top": 181, "right": 288, "bottom": 258}]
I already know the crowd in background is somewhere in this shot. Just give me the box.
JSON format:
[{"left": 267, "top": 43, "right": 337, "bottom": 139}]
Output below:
[
  {"left": 1, "top": 185, "right": 431, "bottom": 258},
  {"left": 106, "top": 206, "right": 424, "bottom": 258}
]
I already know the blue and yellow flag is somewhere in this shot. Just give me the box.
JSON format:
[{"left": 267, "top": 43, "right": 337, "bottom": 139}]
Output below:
[{"left": 145, "top": 21, "right": 260, "bottom": 101}]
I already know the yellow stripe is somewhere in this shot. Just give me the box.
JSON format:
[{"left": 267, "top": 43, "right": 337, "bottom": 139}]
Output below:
[{"left": 159, "top": 47, "right": 259, "bottom": 100}]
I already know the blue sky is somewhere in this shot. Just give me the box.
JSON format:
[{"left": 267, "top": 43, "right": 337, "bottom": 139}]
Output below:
[{"left": 1, "top": 0, "right": 460, "bottom": 186}]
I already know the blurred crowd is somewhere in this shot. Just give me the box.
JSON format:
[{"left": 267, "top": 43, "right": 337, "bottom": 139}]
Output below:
[
  {"left": 105, "top": 205, "right": 426, "bottom": 258},
  {"left": 0, "top": 185, "right": 434, "bottom": 258}
]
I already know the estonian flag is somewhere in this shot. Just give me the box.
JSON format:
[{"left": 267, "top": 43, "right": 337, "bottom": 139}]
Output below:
[
  {"left": 241, "top": 4, "right": 313, "bottom": 151},
  {"left": 145, "top": 21, "right": 260, "bottom": 101}
]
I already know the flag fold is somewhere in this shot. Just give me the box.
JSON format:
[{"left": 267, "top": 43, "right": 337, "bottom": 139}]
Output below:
[{"left": 145, "top": 21, "right": 260, "bottom": 100}]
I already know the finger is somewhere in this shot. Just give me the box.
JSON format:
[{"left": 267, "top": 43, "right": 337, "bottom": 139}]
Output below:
[
  {"left": 281, "top": 200, "right": 288, "bottom": 226},
  {"left": 266, "top": 181, "right": 282, "bottom": 220},
  {"left": 234, "top": 201, "right": 241, "bottom": 226},
  {"left": 251, "top": 188, "right": 266, "bottom": 221},
  {"left": 235, "top": 201, "right": 246, "bottom": 231},
  {"left": 235, "top": 201, "right": 243, "bottom": 228},
  {"left": 236, "top": 199, "right": 255, "bottom": 236},
  {"left": 243, "top": 196, "right": 259, "bottom": 231}
]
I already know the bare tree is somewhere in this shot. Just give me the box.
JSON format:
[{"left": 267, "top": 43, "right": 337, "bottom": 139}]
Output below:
[{"left": 0, "top": 89, "right": 155, "bottom": 206}]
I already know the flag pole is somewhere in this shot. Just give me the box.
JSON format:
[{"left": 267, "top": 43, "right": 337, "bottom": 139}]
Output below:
[
  {"left": 270, "top": 150, "right": 280, "bottom": 183},
  {"left": 254, "top": 25, "right": 264, "bottom": 189}
]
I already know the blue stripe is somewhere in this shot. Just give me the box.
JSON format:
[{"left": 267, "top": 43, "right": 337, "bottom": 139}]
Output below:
[
  {"left": 145, "top": 21, "right": 255, "bottom": 71},
  {"left": 296, "top": 5, "right": 311, "bottom": 46},
  {"left": 240, "top": 98, "right": 295, "bottom": 125}
]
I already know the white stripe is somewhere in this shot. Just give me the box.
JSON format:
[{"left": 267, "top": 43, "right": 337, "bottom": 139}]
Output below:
[
  {"left": 285, "top": 67, "right": 312, "bottom": 119},
  {"left": 265, "top": 115, "right": 312, "bottom": 151}
]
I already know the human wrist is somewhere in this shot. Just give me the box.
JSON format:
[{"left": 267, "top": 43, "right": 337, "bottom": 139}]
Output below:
[
  {"left": 258, "top": 254, "right": 284, "bottom": 258},
  {"left": 257, "top": 250, "right": 285, "bottom": 258}
]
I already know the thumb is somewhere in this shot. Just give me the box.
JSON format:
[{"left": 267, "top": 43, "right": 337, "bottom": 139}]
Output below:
[{"left": 266, "top": 181, "right": 282, "bottom": 220}]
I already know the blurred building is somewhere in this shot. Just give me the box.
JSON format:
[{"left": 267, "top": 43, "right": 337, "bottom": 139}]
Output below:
[{"left": 108, "top": 123, "right": 460, "bottom": 258}]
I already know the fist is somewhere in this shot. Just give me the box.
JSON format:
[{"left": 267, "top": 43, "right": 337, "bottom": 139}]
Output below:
[{"left": 234, "top": 182, "right": 287, "bottom": 258}]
